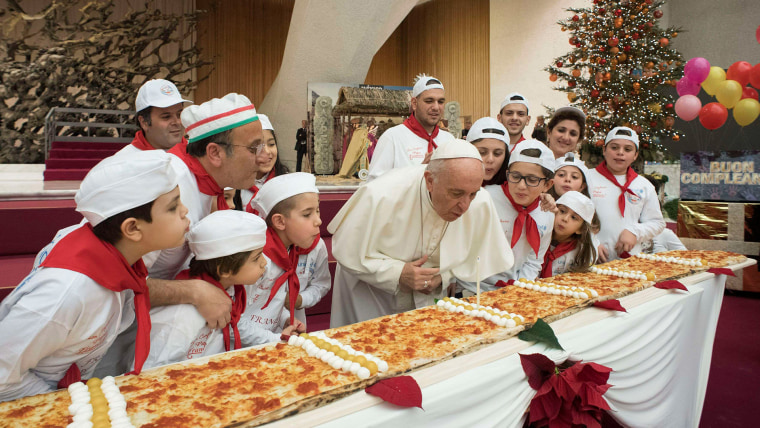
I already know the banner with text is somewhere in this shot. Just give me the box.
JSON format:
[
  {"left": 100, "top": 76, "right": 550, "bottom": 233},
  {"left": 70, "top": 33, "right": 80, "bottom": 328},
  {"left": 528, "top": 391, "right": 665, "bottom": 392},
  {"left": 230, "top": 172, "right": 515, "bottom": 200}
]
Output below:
[{"left": 680, "top": 150, "right": 760, "bottom": 202}]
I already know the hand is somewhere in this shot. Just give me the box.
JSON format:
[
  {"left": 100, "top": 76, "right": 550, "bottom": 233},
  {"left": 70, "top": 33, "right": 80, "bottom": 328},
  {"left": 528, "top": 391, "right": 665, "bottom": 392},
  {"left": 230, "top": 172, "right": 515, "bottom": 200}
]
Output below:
[
  {"left": 191, "top": 280, "right": 232, "bottom": 329},
  {"left": 539, "top": 193, "right": 558, "bottom": 213},
  {"left": 281, "top": 324, "right": 299, "bottom": 337},
  {"left": 447, "top": 281, "right": 457, "bottom": 297},
  {"left": 399, "top": 255, "right": 440, "bottom": 293},
  {"left": 284, "top": 292, "right": 303, "bottom": 310},
  {"left": 421, "top": 151, "right": 433, "bottom": 165},
  {"left": 615, "top": 230, "right": 637, "bottom": 254},
  {"left": 598, "top": 245, "right": 608, "bottom": 263},
  {"left": 417, "top": 274, "right": 442, "bottom": 295}
]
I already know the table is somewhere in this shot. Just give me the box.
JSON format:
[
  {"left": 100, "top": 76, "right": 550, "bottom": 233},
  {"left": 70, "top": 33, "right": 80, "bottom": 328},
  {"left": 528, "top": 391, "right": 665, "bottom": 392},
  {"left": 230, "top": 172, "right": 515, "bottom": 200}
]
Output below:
[{"left": 265, "top": 260, "right": 754, "bottom": 428}]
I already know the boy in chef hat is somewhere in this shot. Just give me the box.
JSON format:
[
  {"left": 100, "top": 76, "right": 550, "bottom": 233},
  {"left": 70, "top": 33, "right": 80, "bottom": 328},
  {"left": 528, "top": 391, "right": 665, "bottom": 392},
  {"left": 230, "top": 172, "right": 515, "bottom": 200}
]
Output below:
[
  {"left": 241, "top": 172, "right": 331, "bottom": 342},
  {"left": 0, "top": 150, "right": 189, "bottom": 401},
  {"left": 140, "top": 209, "right": 292, "bottom": 369}
]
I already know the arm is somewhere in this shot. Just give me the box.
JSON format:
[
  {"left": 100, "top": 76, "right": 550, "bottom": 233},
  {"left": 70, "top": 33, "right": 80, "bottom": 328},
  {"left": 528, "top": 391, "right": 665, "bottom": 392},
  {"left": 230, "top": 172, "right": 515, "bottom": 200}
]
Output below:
[
  {"left": 297, "top": 243, "right": 332, "bottom": 309},
  {"left": 624, "top": 186, "right": 666, "bottom": 243},
  {"left": 147, "top": 278, "right": 232, "bottom": 329}
]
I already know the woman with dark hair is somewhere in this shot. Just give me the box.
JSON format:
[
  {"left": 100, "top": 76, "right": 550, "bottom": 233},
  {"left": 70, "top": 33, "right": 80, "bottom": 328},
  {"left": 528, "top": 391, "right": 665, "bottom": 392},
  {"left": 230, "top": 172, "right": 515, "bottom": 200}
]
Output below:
[
  {"left": 546, "top": 106, "right": 586, "bottom": 159},
  {"left": 466, "top": 117, "right": 509, "bottom": 185},
  {"left": 238, "top": 114, "right": 289, "bottom": 212}
]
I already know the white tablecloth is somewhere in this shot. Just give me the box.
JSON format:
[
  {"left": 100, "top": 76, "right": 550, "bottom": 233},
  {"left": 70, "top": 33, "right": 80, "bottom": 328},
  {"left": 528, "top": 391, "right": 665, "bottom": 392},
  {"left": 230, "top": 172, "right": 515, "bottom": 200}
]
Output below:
[{"left": 265, "top": 269, "right": 738, "bottom": 428}]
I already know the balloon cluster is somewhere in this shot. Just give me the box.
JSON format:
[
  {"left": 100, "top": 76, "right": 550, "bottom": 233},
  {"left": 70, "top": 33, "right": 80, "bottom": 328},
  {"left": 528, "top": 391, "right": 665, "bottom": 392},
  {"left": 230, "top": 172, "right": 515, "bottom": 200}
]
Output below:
[{"left": 675, "top": 57, "right": 760, "bottom": 129}]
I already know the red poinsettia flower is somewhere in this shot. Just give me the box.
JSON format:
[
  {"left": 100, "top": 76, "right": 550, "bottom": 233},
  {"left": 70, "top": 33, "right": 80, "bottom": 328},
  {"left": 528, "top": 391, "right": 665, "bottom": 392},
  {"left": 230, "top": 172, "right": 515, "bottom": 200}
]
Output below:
[{"left": 520, "top": 353, "right": 613, "bottom": 428}]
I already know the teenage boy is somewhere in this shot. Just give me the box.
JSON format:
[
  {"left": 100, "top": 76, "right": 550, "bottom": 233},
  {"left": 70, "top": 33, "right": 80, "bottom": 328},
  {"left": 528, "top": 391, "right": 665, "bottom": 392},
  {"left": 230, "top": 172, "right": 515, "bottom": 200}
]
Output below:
[
  {"left": 587, "top": 126, "right": 665, "bottom": 261},
  {"left": 0, "top": 151, "right": 189, "bottom": 401},
  {"left": 497, "top": 93, "right": 531, "bottom": 154}
]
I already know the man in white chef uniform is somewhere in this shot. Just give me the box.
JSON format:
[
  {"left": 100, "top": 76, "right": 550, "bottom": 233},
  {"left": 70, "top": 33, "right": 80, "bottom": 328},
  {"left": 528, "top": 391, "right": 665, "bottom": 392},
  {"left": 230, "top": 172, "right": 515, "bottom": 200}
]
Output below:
[
  {"left": 328, "top": 140, "right": 514, "bottom": 327},
  {"left": 366, "top": 74, "right": 456, "bottom": 181}
]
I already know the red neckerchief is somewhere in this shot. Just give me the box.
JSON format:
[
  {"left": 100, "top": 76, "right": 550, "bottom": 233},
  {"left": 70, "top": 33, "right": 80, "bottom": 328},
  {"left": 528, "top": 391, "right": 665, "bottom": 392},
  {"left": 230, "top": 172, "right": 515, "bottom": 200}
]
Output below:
[
  {"left": 509, "top": 135, "right": 527, "bottom": 154},
  {"left": 261, "top": 228, "right": 320, "bottom": 325},
  {"left": 175, "top": 270, "right": 246, "bottom": 351},
  {"left": 40, "top": 224, "right": 151, "bottom": 383},
  {"left": 540, "top": 241, "right": 577, "bottom": 278},
  {"left": 501, "top": 182, "right": 541, "bottom": 256},
  {"left": 245, "top": 169, "right": 277, "bottom": 214},
  {"left": 168, "top": 141, "right": 229, "bottom": 211},
  {"left": 595, "top": 161, "right": 638, "bottom": 216},
  {"left": 403, "top": 113, "right": 439, "bottom": 153},
  {"left": 131, "top": 131, "right": 189, "bottom": 151}
]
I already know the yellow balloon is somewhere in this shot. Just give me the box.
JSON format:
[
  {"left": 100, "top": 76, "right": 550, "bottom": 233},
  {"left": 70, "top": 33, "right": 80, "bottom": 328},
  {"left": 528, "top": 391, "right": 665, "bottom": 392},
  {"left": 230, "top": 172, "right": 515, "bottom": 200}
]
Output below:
[
  {"left": 715, "top": 80, "right": 743, "bottom": 109},
  {"left": 701, "top": 66, "right": 726, "bottom": 96},
  {"left": 733, "top": 98, "right": 760, "bottom": 127}
]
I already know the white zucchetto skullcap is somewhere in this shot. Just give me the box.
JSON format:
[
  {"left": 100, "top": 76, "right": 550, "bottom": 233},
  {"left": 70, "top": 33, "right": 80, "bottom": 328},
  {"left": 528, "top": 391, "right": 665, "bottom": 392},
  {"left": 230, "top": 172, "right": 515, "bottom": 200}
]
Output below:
[
  {"left": 508, "top": 139, "right": 555, "bottom": 169},
  {"left": 75, "top": 150, "right": 178, "bottom": 227},
  {"left": 499, "top": 92, "right": 530, "bottom": 114},
  {"left": 556, "top": 191, "right": 596, "bottom": 224},
  {"left": 412, "top": 74, "right": 445, "bottom": 98},
  {"left": 554, "top": 152, "right": 589, "bottom": 183},
  {"left": 188, "top": 210, "right": 267, "bottom": 260},
  {"left": 430, "top": 139, "right": 483, "bottom": 162},
  {"left": 181, "top": 93, "right": 258, "bottom": 143},
  {"left": 605, "top": 126, "right": 639, "bottom": 148},
  {"left": 135, "top": 79, "right": 191, "bottom": 112},
  {"left": 250, "top": 172, "right": 319, "bottom": 218},
  {"left": 257, "top": 114, "right": 274, "bottom": 131},
  {"left": 466, "top": 117, "right": 508, "bottom": 145}
]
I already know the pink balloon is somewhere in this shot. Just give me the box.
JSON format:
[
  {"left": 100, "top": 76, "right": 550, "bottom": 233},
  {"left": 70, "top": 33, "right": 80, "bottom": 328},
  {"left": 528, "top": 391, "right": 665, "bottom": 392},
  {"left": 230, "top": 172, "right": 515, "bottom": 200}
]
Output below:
[
  {"left": 676, "top": 77, "right": 700, "bottom": 96},
  {"left": 684, "top": 57, "right": 711, "bottom": 84},
  {"left": 675, "top": 95, "right": 702, "bottom": 121}
]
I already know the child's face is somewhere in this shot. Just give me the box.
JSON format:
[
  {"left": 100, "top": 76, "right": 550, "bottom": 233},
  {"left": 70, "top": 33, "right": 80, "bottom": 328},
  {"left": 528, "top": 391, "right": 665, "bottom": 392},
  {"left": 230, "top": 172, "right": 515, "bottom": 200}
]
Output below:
[
  {"left": 473, "top": 138, "right": 506, "bottom": 181},
  {"left": 256, "top": 129, "right": 278, "bottom": 178},
  {"left": 225, "top": 249, "right": 267, "bottom": 285},
  {"left": 141, "top": 186, "right": 190, "bottom": 251},
  {"left": 507, "top": 162, "right": 552, "bottom": 207},
  {"left": 553, "top": 166, "right": 586, "bottom": 197},
  {"left": 603, "top": 140, "right": 638, "bottom": 174},
  {"left": 553, "top": 204, "right": 585, "bottom": 242},
  {"left": 223, "top": 189, "right": 236, "bottom": 210},
  {"left": 283, "top": 193, "right": 322, "bottom": 249}
]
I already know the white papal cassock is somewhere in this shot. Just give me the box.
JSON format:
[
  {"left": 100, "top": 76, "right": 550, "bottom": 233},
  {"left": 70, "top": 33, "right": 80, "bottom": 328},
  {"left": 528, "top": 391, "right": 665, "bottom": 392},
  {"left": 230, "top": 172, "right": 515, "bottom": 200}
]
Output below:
[{"left": 328, "top": 164, "right": 513, "bottom": 327}]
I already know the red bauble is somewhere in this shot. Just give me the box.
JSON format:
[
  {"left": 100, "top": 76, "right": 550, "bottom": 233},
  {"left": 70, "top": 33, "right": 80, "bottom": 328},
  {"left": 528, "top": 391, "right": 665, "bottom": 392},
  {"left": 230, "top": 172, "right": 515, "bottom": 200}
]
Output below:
[
  {"left": 615, "top": 9, "right": 622, "bottom": 16},
  {"left": 594, "top": 122, "right": 601, "bottom": 128},
  {"left": 594, "top": 31, "right": 603, "bottom": 38},
  {"left": 665, "top": 103, "right": 673, "bottom": 109},
  {"left": 572, "top": 15, "right": 580, "bottom": 21},
  {"left": 599, "top": 46, "right": 606, "bottom": 52},
  {"left": 591, "top": 89, "right": 600, "bottom": 98},
  {"left": 599, "top": 58, "right": 608, "bottom": 65},
  {"left": 632, "top": 33, "right": 640, "bottom": 40},
  {"left": 654, "top": 10, "right": 663, "bottom": 18},
  {"left": 557, "top": 61, "right": 563, "bottom": 67},
  {"left": 646, "top": 0, "right": 653, "bottom": 4},
  {"left": 650, "top": 121, "right": 657, "bottom": 127},
  {"left": 569, "top": 37, "right": 577, "bottom": 45},
  {"left": 608, "top": 37, "right": 619, "bottom": 46},
  {"left": 568, "top": 81, "right": 577, "bottom": 88},
  {"left": 638, "top": 24, "right": 645, "bottom": 30},
  {"left": 599, "top": 8, "right": 606, "bottom": 14},
  {"left": 624, "top": 45, "right": 631, "bottom": 52}
]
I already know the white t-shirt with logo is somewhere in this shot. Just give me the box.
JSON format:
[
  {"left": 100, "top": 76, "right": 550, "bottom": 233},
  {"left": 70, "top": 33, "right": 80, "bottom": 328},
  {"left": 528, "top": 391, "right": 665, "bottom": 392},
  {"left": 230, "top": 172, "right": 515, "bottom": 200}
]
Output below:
[{"left": 367, "top": 125, "right": 455, "bottom": 181}]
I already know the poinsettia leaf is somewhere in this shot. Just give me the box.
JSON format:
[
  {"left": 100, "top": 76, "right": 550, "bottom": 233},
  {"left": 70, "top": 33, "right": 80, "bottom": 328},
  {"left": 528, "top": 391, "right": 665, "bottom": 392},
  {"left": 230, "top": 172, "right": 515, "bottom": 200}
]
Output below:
[
  {"left": 579, "top": 384, "right": 612, "bottom": 411},
  {"left": 530, "top": 388, "right": 562, "bottom": 422},
  {"left": 519, "top": 353, "right": 557, "bottom": 390},
  {"left": 518, "top": 318, "right": 564, "bottom": 350},
  {"left": 572, "top": 407, "right": 603, "bottom": 428},
  {"left": 655, "top": 280, "right": 688, "bottom": 291},
  {"left": 593, "top": 299, "right": 627, "bottom": 312},
  {"left": 365, "top": 376, "right": 423, "bottom": 409},
  {"left": 707, "top": 267, "right": 736, "bottom": 277},
  {"left": 574, "top": 362, "right": 613, "bottom": 386},
  {"left": 553, "top": 374, "right": 579, "bottom": 400},
  {"left": 494, "top": 279, "right": 515, "bottom": 287},
  {"left": 280, "top": 333, "right": 291, "bottom": 342},
  {"left": 619, "top": 251, "right": 632, "bottom": 259}
]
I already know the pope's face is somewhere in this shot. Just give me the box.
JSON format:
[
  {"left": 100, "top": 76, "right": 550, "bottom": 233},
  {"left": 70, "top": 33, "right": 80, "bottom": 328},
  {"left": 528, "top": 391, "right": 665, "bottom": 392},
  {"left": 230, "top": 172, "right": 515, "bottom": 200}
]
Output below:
[{"left": 425, "top": 158, "right": 483, "bottom": 222}]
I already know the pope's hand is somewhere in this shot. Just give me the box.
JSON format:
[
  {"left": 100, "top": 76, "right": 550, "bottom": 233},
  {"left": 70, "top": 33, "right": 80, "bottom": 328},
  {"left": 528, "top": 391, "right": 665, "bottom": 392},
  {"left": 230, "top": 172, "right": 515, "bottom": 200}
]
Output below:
[
  {"left": 399, "top": 254, "right": 440, "bottom": 293},
  {"left": 615, "top": 229, "right": 637, "bottom": 254}
]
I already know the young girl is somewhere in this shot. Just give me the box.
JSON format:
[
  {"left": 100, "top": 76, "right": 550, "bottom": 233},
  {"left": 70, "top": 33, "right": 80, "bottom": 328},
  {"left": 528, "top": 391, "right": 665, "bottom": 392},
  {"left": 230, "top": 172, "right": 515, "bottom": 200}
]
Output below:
[
  {"left": 541, "top": 191, "right": 599, "bottom": 278},
  {"left": 549, "top": 152, "right": 591, "bottom": 199},
  {"left": 546, "top": 106, "right": 586, "bottom": 159},
  {"left": 466, "top": 117, "right": 509, "bottom": 185},
  {"left": 240, "top": 114, "right": 289, "bottom": 212}
]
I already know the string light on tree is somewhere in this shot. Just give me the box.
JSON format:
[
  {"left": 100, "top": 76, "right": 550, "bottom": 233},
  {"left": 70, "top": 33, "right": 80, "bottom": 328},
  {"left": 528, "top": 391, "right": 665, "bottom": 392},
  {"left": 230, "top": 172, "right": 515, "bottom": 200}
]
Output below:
[{"left": 545, "top": 0, "right": 685, "bottom": 167}]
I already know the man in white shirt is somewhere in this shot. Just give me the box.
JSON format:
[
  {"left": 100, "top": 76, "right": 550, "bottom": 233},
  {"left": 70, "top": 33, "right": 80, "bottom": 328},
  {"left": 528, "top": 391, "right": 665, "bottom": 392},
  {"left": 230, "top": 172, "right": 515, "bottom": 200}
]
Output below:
[
  {"left": 329, "top": 141, "right": 513, "bottom": 327},
  {"left": 366, "top": 74, "right": 455, "bottom": 181},
  {"left": 117, "top": 79, "right": 192, "bottom": 155}
]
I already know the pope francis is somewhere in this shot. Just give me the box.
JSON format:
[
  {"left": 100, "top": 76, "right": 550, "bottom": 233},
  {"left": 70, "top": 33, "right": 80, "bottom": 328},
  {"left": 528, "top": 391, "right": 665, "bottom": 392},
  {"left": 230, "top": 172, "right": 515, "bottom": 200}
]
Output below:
[{"left": 328, "top": 140, "right": 514, "bottom": 327}]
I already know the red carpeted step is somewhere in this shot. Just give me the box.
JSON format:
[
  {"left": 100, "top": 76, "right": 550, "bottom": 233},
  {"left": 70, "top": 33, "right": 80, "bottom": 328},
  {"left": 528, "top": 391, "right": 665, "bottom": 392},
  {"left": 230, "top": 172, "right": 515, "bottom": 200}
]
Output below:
[
  {"left": 48, "top": 148, "right": 121, "bottom": 159},
  {"left": 44, "top": 168, "right": 90, "bottom": 181},
  {"left": 0, "top": 199, "right": 80, "bottom": 256},
  {"left": 51, "top": 141, "right": 129, "bottom": 150},
  {"left": 0, "top": 255, "right": 36, "bottom": 290},
  {"left": 45, "top": 158, "right": 102, "bottom": 169}
]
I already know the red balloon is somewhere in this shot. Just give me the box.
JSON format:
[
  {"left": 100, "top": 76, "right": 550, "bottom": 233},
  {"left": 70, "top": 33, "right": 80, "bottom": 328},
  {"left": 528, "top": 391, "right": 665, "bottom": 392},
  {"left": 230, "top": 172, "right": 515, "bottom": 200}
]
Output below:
[
  {"left": 699, "top": 102, "right": 728, "bottom": 130},
  {"left": 727, "top": 61, "right": 752, "bottom": 87},
  {"left": 757, "top": 24, "right": 760, "bottom": 43},
  {"left": 750, "top": 63, "right": 760, "bottom": 90},
  {"left": 742, "top": 86, "right": 759, "bottom": 101}
]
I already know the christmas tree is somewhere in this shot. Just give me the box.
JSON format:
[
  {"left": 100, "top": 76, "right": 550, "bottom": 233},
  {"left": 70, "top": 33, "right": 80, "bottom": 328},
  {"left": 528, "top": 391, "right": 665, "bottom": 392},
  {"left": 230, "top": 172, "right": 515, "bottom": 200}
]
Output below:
[{"left": 545, "top": 0, "right": 685, "bottom": 167}]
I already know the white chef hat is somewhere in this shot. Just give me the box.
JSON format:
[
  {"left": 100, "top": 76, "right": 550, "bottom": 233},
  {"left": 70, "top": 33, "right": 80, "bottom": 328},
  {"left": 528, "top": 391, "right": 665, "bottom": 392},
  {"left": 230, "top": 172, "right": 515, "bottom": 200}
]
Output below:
[
  {"left": 250, "top": 172, "right": 319, "bottom": 218},
  {"left": 75, "top": 151, "right": 178, "bottom": 227},
  {"left": 466, "top": 117, "right": 508, "bottom": 145},
  {"left": 135, "top": 79, "right": 192, "bottom": 113},
  {"left": 412, "top": 74, "right": 444, "bottom": 98},
  {"left": 181, "top": 93, "right": 258, "bottom": 143},
  {"left": 553, "top": 106, "right": 587, "bottom": 121},
  {"left": 499, "top": 92, "right": 530, "bottom": 114},
  {"left": 257, "top": 113, "right": 274, "bottom": 131},
  {"left": 605, "top": 126, "right": 639, "bottom": 148},
  {"left": 430, "top": 139, "right": 483, "bottom": 162},
  {"left": 187, "top": 210, "right": 267, "bottom": 260},
  {"left": 553, "top": 152, "right": 589, "bottom": 182},
  {"left": 508, "top": 139, "right": 555, "bottom": 170},
  {"left": 556, "top": 191, "right": 596, "bottom": 224}
]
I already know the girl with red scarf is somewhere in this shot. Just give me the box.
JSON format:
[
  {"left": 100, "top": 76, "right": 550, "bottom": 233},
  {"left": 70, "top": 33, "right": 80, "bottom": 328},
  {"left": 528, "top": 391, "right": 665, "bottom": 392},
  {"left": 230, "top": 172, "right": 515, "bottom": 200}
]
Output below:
[{"left": 541, "top": 191, "right": 599, "bottom": 278}]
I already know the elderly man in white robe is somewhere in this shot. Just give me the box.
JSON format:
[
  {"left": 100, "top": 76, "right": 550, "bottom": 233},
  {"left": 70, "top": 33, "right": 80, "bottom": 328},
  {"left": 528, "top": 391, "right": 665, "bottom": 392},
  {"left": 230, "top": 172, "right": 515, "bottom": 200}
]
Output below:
[{"left": 328, "top": 140, "right": 514, "bottom": 327}]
